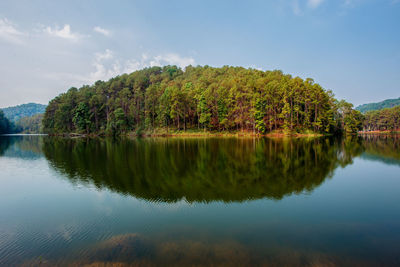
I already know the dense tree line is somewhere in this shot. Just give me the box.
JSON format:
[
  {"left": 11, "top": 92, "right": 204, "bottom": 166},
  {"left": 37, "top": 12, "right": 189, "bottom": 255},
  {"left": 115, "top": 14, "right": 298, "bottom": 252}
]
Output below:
[
  {"left": 336, "top": 100, "right": 364, "bottom": 134},
  {"left": 363, "top": 105, "right": 400, "bottom": 131},
  {"left": 0, "top": 103, "right": 45, "bottom": 134},
  {"left": 15, "top": 114, "right": 44, "bottom": 133},
  {"left": 0, "top": 110, "right": 15, "bottom": 134},
  {"left": 43, "top": 66, "right": 363, "bottom": 135},
  {"left": 0, "top": 112, "right": 44, "bottom": 135}
]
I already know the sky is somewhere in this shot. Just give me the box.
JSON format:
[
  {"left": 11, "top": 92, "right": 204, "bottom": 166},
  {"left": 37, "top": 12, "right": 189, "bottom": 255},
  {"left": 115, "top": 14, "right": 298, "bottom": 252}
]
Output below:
[{"left": 0, "top": 0, "right": 399, "bottom": 108}]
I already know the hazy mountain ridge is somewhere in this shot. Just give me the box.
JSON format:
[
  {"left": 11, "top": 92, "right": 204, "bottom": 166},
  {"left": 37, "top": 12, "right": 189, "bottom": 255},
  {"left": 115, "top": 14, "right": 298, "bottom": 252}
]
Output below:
[
  {"left": 0, "top": 103, "right": 47, "bottom": 134},
  {"left": 356, "top": 97, "right": 400, "bottom": 113},
  {"left": 1, "top": 103, "right": 47, "bottom": 123}
]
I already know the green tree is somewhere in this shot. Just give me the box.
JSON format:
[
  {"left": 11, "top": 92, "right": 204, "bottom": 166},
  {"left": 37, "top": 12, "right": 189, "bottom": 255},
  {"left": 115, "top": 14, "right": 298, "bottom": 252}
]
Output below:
[
  {"left": 42, "top": 65, "right": 366, "bottom": 136},
  {"left": 73, "top": 102, "right": 91, "bottom": 133}
]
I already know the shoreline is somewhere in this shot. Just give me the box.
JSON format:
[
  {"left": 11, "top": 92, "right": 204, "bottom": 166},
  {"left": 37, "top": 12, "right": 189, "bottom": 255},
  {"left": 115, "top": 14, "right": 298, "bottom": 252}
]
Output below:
[
  {"left": 359, "top": 130, "right": 400, "bottom": 134},
  {"left": 137, "top": 132, "right": 324, "bottom": 138},
  {"left": 4, "top": 131, "right": 400, "bottom": 140},
  {"left": 44, "top": 130, "right": 325, "bottom": 138}
]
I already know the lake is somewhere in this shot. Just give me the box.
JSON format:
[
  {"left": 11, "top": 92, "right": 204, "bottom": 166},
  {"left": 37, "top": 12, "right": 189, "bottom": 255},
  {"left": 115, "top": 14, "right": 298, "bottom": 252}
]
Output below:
[{"left": 0, "top": 135, "right": 399, "bottom": 266}]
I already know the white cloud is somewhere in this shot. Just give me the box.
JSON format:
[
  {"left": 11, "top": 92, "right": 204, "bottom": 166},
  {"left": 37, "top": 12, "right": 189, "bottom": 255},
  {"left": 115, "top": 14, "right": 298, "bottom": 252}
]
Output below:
[
  {"left": 44, "top": 24, "right": 82, "bottom": 41},
  {"left": 149, "top": 53, "right": 195, "bottom": 69},
  {"left": 93, "top": 26, "right": 111, "bottom": 37},
  {"left": 95, "top": 49, "right": 113, "bottom": 61},
  {"left": 307, "top": 0, "right": 324, "bottom": 8},
  {"left": 248, "top": 65, "right": 263, "bottom": 71},
  {"left": 124, "top": 55, "right": 148, "bottom": 73},
  {"left": 89, "top": 49, "right": 119, "bottom": 82},
  {"left": 0, "top": 18, "right": 25, "bottom": 44},
  {"left": 44, "top": 50, "right": 119, "bottom": 85},
  {"left": 41, "top": 50, "right": 197, "bottom": 87},
  {"left": 87, "top": 50, "right": 195, "bottom": 83}
]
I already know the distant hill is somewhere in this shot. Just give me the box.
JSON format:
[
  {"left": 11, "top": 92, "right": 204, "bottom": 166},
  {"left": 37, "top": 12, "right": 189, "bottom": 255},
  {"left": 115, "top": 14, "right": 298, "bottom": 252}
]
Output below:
[
  {"left": 356, "top": 97, "right": 400, "bottom": 113},
  {"left": 1, "top": 103, "right": 47, "bottom": 122},
  {"left": 15, "top": 113, "right": 44, "bottom": 133}
]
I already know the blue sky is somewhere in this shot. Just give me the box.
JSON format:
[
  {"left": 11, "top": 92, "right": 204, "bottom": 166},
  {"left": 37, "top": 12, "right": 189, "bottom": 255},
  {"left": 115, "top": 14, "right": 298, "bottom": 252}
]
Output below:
[{"left": 0, "top": 0, "right": 399, "bottom": 107}]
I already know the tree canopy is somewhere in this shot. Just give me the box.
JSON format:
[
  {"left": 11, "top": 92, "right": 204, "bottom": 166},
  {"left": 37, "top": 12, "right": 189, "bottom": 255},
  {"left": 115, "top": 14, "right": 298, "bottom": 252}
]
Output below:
[
  {"left": 0, "top": 110, "right": 14, "bottom": 135},
  {"left": 15, "top": 114, "right": 44, "bottom": 134},
  {"left": 363, "top": 105, "right": 400, "bottom": 131},
  {"left": 43, "top": 65, "right": 363, "bottom": 135}
]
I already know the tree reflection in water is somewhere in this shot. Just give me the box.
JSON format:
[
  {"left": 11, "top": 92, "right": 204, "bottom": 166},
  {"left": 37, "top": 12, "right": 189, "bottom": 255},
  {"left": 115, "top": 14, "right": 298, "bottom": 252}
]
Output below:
[{"left": 42, "top": 137, "right": 365, "bottom": 202}]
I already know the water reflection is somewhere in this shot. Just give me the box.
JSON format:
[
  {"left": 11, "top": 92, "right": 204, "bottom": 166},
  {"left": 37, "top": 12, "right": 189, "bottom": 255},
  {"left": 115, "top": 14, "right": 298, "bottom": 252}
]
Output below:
[
  {"left": 1, "top": 135, "right": 398, "bottom": 202},
  {"left": 74, "top": 233, "right": 340, "bottom": 267},
  {"left": 1, "top": 135, "right": 400, "bottom": 266},
  {"left": 41, "top": 137, "right": 364, "bottom": 203},
  {"left": 360, "top": 134, "right": 400, "bottom": 166},
  {"left": 0, "top": 135, "right": 43, "bottom": 159}
]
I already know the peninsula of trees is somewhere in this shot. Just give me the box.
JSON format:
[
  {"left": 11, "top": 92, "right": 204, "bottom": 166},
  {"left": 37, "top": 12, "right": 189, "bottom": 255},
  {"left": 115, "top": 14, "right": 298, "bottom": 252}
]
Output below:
[
  {"left": 363, "top": 105, "right": 400, "bottom": 132},
  {"left": 43, "top": 66, "right": 363, "bottom": 136}
]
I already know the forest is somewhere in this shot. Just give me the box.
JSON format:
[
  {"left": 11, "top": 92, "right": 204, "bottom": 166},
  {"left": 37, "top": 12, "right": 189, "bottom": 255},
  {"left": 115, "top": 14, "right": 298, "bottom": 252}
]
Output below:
[
  {"left": 0, "top": 103, "right": 46, "bottom": 134},
  {"left": 15, "top": 114, "right": 44, "bottom": 134},
  {"left": 43, "top": 65, "right": 364, "bottom": 136},
  {"left": 363, "top": 105, "right": 400, "bottom": 131},
  {"left": 0, "top": 110, "right": 14, "bottom": 135},
  {"left": 0, "top": 111, "right": 44, "bottom": 134}
]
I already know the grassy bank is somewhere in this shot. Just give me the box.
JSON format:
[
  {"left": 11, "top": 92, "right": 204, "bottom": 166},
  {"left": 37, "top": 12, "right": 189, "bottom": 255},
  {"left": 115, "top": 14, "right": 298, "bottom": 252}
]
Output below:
[
  {"left": 47, "top": 129, "right": 325, "bottom": 138},
  {"left": 127, "top": 128, "right": 324, "bottom": 138},
  {"left": 359, "top": 130, "right": 400, "bottom": 135}
]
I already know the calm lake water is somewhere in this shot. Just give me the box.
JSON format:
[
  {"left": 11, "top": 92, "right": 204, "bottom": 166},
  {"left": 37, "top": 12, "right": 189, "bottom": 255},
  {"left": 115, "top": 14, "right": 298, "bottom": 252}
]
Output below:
[{"left": 0, "top": 135, "right": 399, "bottom": 266}]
